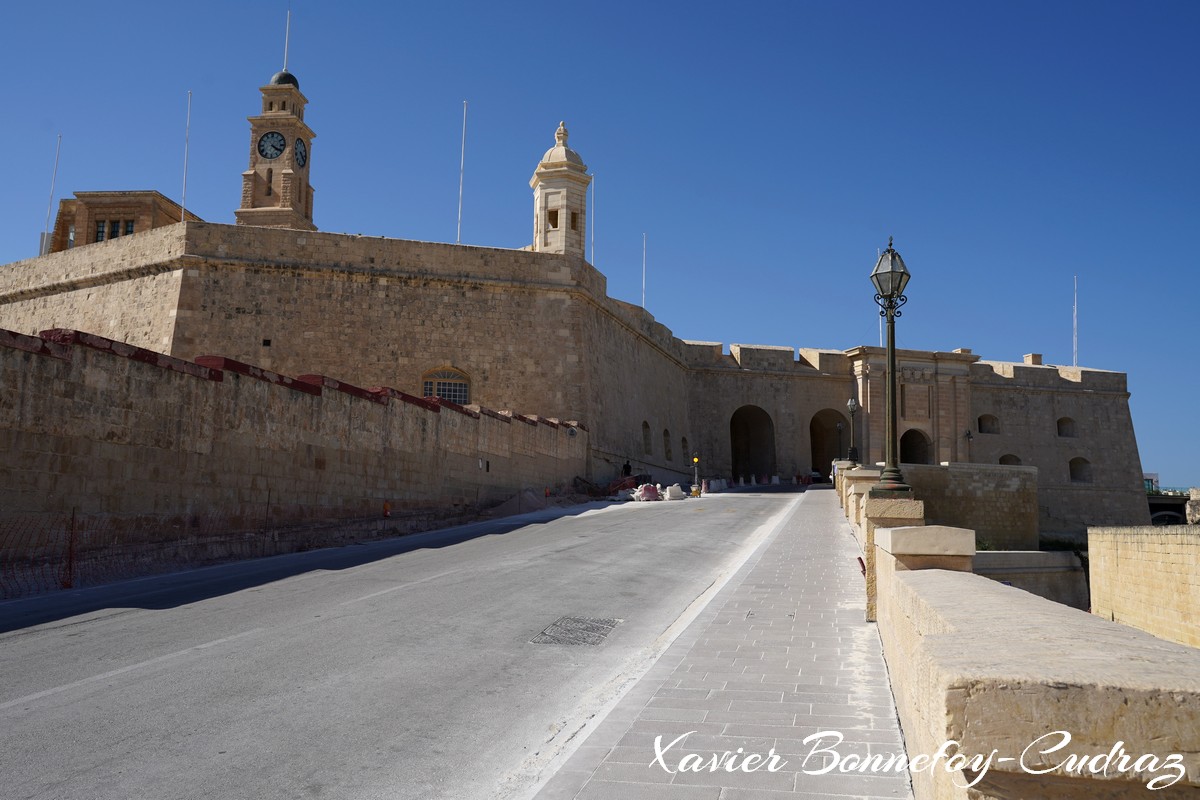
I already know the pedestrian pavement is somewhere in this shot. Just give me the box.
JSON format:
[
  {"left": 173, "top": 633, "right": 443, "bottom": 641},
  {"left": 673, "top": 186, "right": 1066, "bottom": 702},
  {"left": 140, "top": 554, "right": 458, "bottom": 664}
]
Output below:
[{"left": 532, "top": 487, "right": 914, "bottom": 800}]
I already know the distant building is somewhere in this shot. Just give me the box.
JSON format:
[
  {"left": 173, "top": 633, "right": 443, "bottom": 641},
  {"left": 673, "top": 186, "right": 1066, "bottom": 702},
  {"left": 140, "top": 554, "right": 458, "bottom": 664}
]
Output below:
[{"left": 47, "top": 191, "right": 201, "bottom": 254}]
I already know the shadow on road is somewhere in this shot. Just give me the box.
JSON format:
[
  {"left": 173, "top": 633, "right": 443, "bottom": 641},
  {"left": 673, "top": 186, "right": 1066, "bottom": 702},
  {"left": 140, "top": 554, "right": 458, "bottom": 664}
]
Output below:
[{"left": 0, "top": 502, "right": 614, "bottom": 634}]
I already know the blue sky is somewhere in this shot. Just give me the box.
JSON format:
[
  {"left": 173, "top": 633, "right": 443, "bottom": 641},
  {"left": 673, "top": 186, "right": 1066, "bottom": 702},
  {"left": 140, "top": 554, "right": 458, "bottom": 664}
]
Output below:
[{"left": 2, "top": 1, "right": 1197, "bottom": 486}]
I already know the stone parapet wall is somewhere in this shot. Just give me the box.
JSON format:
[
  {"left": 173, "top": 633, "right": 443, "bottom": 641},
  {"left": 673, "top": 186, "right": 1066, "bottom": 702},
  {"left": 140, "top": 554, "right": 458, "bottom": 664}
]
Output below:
[
  {"left": 0, "top": 327, "right": 587, "bottom": 525},
  {"left": 972, "top": 550, "right": 1088, "bottom": 609},
  {"left": 903, "top": 462, "right": 1039, "bottom": 550},
  {"left": 875, "top": 527, "right": 1200, "bottom": 799},
  {"left": 1089, "top": 526, "right": 1200, "bottom": 648}
]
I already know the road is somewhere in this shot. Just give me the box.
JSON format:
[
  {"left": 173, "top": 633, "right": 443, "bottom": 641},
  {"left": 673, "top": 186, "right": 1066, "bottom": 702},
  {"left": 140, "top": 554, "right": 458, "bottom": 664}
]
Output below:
[{"left": 0, "top": 493, "right": 800, "bottom": 800}]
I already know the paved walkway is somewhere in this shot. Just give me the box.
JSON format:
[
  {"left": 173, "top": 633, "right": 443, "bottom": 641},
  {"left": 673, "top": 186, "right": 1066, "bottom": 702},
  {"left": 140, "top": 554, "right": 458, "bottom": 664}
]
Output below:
[{"left": 533, "top": 487, "right": 913, "bottom": 800}]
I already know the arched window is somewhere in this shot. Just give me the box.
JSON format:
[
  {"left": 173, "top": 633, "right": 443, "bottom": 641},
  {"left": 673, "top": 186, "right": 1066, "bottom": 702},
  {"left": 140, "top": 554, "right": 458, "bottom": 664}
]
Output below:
[
  {"left": 422, "top": 367, "right": 470, "bottom": 405},
  {"left": 1069, "top": 457, "right": 1092, "bottom": 483},
  {"left": 663, "top": 429, "right": 673, "bottom": 461},
  {"left": 265, "top": 168, "right": 273, "bottom": 197},
  {"left": 642, "top": 421, "right": 652, "bottom": 455},
  {"left": 978, "top": 414, "right": 1000, "bottom": 434},
  {"left": 999, "top": 454, "right": 1022, "bottom": 466},
  {"left": 681, "top": 436, "right": 689, "bottom": 460},
  {"left": 1057, "top": 417, "right": 1077, "bottom": 437}
]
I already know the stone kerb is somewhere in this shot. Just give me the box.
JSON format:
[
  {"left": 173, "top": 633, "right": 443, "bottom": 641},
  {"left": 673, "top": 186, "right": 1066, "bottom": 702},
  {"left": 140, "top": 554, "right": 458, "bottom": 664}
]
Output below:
[{"left": 874, "top": 534, "right": 1200, "bottom": 799}]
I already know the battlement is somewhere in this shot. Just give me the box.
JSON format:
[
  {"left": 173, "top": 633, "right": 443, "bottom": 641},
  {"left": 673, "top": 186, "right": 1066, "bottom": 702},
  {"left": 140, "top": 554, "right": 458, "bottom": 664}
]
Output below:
[{"left": 972, "top": 359, "right": 1128, "bottom": 392}]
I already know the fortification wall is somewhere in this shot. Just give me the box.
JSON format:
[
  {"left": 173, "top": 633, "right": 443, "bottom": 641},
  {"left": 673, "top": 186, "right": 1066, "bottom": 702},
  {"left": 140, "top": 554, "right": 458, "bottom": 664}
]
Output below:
[
  {"left": 1089, "top": 526, "right": 1200, "bottom": 648},
  {"left": 686, "top": 365, "right": 855, "bottom": 481},
  {"left": 902, "top": 462, "right": 1039, "bottom": 549},
  {"left": 0, "top": 224, "right": 186, "bottom": 351},
  {"left": 0, "top": 327, "right": 588, "bottom": 525},
  {"left": 969, "top": 363, "right": 1148, "bottom": 533}
]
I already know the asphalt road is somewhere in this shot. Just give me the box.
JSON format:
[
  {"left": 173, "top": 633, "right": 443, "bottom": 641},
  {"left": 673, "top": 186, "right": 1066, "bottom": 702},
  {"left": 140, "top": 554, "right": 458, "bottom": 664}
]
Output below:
[{"left": 0, "top": 493, "right": 800, "bottom": 800}]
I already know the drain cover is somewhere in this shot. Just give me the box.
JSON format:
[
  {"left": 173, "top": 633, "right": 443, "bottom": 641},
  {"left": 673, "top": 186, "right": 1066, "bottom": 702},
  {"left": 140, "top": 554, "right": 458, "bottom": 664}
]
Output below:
[{"left": 532, "top": 617, "right": 621, "bottom": 646}]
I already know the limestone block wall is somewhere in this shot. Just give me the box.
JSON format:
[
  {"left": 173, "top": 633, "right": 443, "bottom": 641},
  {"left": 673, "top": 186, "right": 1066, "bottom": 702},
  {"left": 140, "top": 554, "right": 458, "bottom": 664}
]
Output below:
[
  {"left": 969, "top": 361, "right": 1148, "bottom": 533},
  {"left": 1089, "top": 526, "right": 1200, "bottom": 648},
  {"left": 902, "top": 462, "right": 1039, "bottom": 549},
  {"left": 170, "top": 223, "right": 593, "bottom": 422},
  {"left": 972, "top": 551, "right": 1088, "bottom": 609},
  {"left": 0, "top": 224, "right": 187, "bottom": 351},
  {"left": 574, "top": 297, "right": 693, "bottom": 484},
  {"left": 686, "top": 364, "right": 856, "bottom": 482},
  {"left": 0, "top": 327, "right": 588, "bottom": 527},
  {"left": 875, "top": 532, "right": 1200, "bottom": 799}
]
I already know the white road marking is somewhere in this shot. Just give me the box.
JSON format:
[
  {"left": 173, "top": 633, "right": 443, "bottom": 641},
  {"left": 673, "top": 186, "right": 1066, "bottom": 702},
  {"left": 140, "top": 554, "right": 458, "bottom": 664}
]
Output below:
[{"left": 0, "top": 628, "right": 263, "bottom": 712}]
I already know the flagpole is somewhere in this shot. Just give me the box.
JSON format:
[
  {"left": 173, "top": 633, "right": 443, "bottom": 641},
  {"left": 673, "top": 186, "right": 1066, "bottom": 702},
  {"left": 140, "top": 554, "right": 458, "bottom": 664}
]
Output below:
[
  {"left": 181, "top": 91, "right": 192, "bottom": 221},
  {"left": 641, "top": 233, "right": 647, "bottom": 308},
  {"left": 40, "top": 133, "right": 62, "bottom": 255},
  {"left": 1073, "top": 275, "right": 1078, "bottom": 367},
  {"left": 456, "top": 100, "right": 467, "bottom": 244}
]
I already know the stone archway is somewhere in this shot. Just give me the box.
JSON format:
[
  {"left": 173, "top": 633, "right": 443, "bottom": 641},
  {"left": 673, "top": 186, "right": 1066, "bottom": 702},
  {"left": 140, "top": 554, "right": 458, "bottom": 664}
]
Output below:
[
  {"left": 810, "top": 408, "right": 850, "bottom": 479},
  {"left": 900, "top": 429, "right": 932, "bottom": 465},
  {"left": 730, "top": 405, "right": 777, "bottom": 482}
]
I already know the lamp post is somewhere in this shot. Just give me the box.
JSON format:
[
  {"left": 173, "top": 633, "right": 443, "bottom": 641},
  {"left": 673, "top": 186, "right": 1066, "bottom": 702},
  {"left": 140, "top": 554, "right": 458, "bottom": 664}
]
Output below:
[
  {"left": 692, "top": 452, "right": 700, "bottom": 496},
  {"left": 846, "top": 397, "right": 860, "bottom": 464},
  {"left": 836, "top": 422, "right": 844, "bottom": 461},
  {"left": 871, "top": 236, "right": 911, "bottom": 494}
]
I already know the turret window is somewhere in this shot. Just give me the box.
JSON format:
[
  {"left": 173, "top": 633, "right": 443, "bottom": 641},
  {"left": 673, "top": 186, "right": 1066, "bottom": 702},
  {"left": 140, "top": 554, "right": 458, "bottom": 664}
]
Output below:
[
  {"left": 547, "top": 209, "right": 559, "bottom": 229},
  {"left": 266, "top": 168, "right": 273, "bottom": 196},
  {"left": 571, "top": 211, "right": 578, "bottom": 231}
]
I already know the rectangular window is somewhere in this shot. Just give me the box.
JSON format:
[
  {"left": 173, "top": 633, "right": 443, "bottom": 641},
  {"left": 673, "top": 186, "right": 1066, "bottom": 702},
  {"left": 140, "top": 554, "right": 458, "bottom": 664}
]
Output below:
[
  {"left": 124, "top": 220, "right": 135, "bottom": 236},
  {"left": 67, "top": 225, "right": 75, "bottom": 248},
  {"left": 423, "top": 380, "right": 469, "bottom": 405},
  {"left": 109, "top": 221, "right": 120, "bottom": 239},
  {"left": 547, "top": 209, "right": 559, "bottom": 229},
  {"left": 95, "top": 221, "right": 106, "bottom": 242},
  {"left": 571, "top": 211, "right": 578, "bottom": 231}
]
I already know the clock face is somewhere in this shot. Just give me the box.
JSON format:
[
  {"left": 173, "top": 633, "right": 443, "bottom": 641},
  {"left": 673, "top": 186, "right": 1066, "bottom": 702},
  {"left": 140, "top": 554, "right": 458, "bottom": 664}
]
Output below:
[
  {"left": 294, "top": 138, "right": 308, "bottom": 168},
  {"left": 257, "top": 131, "right": 286, "bottom": 160}
]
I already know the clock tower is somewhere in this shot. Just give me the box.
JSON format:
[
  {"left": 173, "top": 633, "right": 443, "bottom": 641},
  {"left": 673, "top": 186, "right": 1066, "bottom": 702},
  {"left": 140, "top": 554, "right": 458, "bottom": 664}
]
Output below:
[{"left": 235, "top": 69, "right": 317, "bottom": 230}]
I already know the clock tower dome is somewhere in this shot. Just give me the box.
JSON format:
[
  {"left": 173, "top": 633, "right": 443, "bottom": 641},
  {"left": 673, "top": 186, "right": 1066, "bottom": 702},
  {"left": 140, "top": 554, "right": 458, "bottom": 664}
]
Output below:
[{"left": 235, "top": 70, "right": 317, "bottom": 230}]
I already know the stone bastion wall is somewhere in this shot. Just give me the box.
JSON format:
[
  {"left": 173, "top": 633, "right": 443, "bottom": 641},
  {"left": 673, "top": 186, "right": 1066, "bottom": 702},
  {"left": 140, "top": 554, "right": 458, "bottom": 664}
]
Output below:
[{"left": 0, "top": 325, "right": 588, "bottom": 535}]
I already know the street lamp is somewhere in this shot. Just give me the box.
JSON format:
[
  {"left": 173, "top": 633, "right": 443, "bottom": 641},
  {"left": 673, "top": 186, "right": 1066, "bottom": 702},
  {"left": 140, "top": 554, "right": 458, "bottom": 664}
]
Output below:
[
  {"left": 846, "top": 397, "right": 860, "bottom": 464},
  {"left": 871, "top": 236, "right": 911, "bottom": 494},
  {"left": 692, "top": 452, "right": 700, "bottom": 496}
]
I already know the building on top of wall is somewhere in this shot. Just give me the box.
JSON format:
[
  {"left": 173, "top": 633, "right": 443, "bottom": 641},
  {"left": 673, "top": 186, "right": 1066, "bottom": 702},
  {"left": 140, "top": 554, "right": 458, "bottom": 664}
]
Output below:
[
  {"left": 46, "top": 191, "right": 202, "bottom": 254},
  {"left": 0, "top": 66, "right": 1150, "bottom": 536}
]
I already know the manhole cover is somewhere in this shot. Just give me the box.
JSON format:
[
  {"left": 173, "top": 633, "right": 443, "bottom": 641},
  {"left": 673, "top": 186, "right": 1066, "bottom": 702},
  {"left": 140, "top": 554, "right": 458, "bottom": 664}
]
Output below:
[{"left": 531, "top": 617, "right": 621, "bottom": 646}]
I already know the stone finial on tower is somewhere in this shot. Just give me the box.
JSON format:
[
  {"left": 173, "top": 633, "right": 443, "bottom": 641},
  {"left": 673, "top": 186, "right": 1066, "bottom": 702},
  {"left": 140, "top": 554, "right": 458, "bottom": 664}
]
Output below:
[{"left": 530, "top": 121, "right": 591, "bottom": 260}]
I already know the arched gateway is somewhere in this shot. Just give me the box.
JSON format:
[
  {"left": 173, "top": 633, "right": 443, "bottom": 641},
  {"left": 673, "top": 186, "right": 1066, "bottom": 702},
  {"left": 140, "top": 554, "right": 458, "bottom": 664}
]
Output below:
[
  {"left": 730, "top": 405, "right": 776, "bottom": 482},
  {"left": 810, "top": 408, "right": 850, "bottom": 479}
]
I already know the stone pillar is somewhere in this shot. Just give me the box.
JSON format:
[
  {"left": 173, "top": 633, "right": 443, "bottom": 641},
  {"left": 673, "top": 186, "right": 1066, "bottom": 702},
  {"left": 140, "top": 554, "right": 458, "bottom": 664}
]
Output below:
[
  {"left": 862, "top": 496, "right": 924, "bottom": 621},
  {"left": 1188, "top": 488, "right": 1200, "bottom": 525}
]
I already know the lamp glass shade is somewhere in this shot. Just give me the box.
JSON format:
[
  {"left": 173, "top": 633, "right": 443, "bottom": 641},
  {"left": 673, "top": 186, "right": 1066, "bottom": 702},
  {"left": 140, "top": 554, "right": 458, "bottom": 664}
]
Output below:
[
  {"left": 847, "top": 398, "right": 859, "bottom": 415},
  {"left": 870, "top": 248, "right": 911, "bottom": 299}
]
